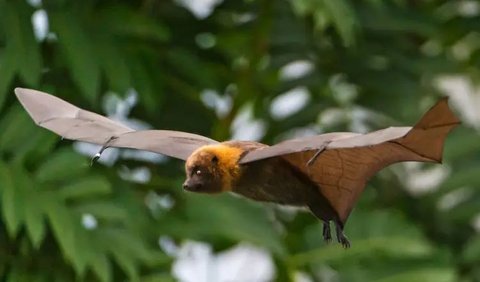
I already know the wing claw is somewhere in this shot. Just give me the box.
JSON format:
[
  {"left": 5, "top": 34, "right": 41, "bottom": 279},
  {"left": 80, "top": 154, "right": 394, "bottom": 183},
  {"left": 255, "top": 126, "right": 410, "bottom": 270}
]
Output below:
[
  {"left": 90, "top": 136, "right": 118, "bottom": 166},
  {"left": 307, "top": 145, "right": 327, "bottom": 166}
]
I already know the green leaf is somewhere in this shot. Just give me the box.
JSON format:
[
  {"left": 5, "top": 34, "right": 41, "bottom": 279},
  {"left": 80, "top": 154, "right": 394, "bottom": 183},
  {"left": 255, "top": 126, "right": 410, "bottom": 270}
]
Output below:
[
  {"left": 0, "top": 45, "right": 17, "bottom": 110},
  {"left": 43, "top": 194, "right": 80, "bottom": 272},
  {"left": 60, "top": 176, "right": 111, "bottom": 199},
  {"left": 319, "top": 0, "right": 357, "bottom": 46},
  {"left": 74, "top": 201, "right": 127, "bottom": 221},
  {"left": 35, "top": 148, "right": 89, "bottom": 182},
  {"left": 140, "top": 273, "right": 175, "bottom": 282},
  {"left": 24, "top": 192, "right": 46, "bottom": 249},
  {"left": 49, "top": 10, "right": 100, "bottom": 102},
  {"left": 289, "top": 237, "right": 434, "bottom": 266},
  {"left": 94, "top": 35, "right": 132, "bottom": 93},
  {"left": 1, "top": 1, "right": 42, "bottom": 86},
  {"left": 0, "top": 164, "right": 25, "bottom": 237},
  {"left": 462, "top": 236, "right": 480, "bottom": 264},
  {"left": 99, "top": 6, "right": 169, "bottom": 42},
  {"left": 0, "top": 105, "right": 37, "bottom": 154},
  {"left": 373, "top": 268, "right": 456, "bottom": 282},
  {"left": 167, "top": 194, "right": 285, "bottom": 256},
  {"left": 129, "top": 58, "right": 159, "bottom": 114},
  {"left": 90, "top": 253, "right": 112, "bottom": 282},
  {"left": 20, "top": 170, "right": 47, "bottom": 249}
]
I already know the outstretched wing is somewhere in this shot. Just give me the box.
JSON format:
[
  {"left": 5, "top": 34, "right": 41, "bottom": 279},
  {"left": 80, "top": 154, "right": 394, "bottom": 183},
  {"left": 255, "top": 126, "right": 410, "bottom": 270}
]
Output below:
[
  {"left": 15, "top": 88, "right": 218, "bottom": 160},
  {"left": 241, "top": 98, "right": 460, "bottom": 223}
]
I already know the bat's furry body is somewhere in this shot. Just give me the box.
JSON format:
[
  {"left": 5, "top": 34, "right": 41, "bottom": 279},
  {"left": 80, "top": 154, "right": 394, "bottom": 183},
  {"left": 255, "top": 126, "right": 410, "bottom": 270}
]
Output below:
[{"left": 15, "top": 88, "right": 460, "bottom": 248}]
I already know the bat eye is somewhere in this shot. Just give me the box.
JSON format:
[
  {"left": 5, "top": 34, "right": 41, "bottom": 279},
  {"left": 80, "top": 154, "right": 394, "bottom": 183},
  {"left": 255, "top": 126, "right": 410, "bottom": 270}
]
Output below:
[{"left": 195, "top": 170, "right": 202, "bottom": 175}]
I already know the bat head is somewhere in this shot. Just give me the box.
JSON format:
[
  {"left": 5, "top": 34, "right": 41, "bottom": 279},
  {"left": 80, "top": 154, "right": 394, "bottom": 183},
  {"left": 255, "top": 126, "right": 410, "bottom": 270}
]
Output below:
[{"left": 184, "top": 144, "right": 243, "bottom": 193}]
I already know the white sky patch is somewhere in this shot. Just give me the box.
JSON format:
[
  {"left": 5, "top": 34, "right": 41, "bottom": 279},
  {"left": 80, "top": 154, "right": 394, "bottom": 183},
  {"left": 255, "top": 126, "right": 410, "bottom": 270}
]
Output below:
[
  {"left": 27, "top": 0, "right": 42, "bottom": 8},
  {"left": 172, "top": 241, "right": 275, "bottom": 282},
  {"left": 175, "top": 0, "right": 223, "bottom": 19},
  {"left": 200, "top": 89, "right": 232, "bottom": 118},
  {"left": 146, "top": 192, "right": 175, "bottom": 213},
  {"left": 121, "top": 149, "right": 166, "bottom": 163},
  {"left": 159, "top": 235, "right": 179, "bottom": 256},
  {"left": 437, "top": 186, "right": 474, "bottom": 211},
  {"left": 270, "top": 87, "right": 310, "bottom": 120},
  {"left": 82, "top": 213, "right": 98, "bottom": 230},
  {"left": 32, "top": 9, "right": 48, "bottom": 41},
  {"left": 435, "top": 75, "right": 480, "bottom": 129},
  {"left": 349, "top": 106, "right": 372, "bottom": 133},
  {"left": 118, "top": 166, "right": 151, "bottom": 184},
  {"left": 318, "top": 107, "right": 347, "bottom": 128},
  {"left": 329, "top": 74, "right": 358, "bottom": 104},
  {"left": 231, "top": 104, "right": 266, "bottom": 141},
  {"left": 280, "top": 60, "right": 314, "bottom": 80},
  {"left": 458, "top": 0, "right": 480, "bottom": 17},
  {"left": 294, "top": 271, "right": 314, "bottom": 282},
  {"left": 401, "top": 162, "right": 450, "bottom": 196},
  {"left": 276, "top": 125, "right": 318, "bottom": 142},
  {"left": 472, "top": 214, "right": 480, "bottom": 232}
]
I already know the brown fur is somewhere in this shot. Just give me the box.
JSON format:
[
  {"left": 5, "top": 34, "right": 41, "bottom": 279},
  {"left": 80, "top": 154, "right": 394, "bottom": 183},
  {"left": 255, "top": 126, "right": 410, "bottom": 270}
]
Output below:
[{"left": 184, "top": 141, "right": 338, "bottom": 221}]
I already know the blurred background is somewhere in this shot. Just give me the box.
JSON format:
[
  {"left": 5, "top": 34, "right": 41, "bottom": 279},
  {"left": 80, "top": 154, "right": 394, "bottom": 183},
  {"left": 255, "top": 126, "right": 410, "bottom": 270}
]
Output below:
[{"left": 0, "top": 0, "right": 480, "bottom": 281}]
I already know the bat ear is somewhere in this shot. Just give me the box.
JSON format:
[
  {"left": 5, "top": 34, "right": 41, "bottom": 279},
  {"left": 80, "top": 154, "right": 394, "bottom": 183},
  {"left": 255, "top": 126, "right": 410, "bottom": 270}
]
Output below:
[{"left": 211, "top": 155, "right": 219, "bottom": 164}]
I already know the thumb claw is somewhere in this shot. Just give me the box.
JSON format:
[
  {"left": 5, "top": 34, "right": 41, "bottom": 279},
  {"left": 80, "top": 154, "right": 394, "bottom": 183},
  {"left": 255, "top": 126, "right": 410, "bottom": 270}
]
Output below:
[{"left": 90, "top": 153, "right": 101, "bottom": 166}]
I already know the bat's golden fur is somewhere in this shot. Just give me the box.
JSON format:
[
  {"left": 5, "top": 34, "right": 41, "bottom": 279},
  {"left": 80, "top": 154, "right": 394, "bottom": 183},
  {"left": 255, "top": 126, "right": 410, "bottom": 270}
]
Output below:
[{"left": 186, "top": 144, "right": 244, "bottom": 191}]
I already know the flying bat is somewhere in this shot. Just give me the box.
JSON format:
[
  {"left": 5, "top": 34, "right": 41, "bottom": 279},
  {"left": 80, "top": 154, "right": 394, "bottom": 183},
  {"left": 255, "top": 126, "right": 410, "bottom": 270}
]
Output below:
[{"left": 15, "top": 88, "right": 460, "bottom": 247}]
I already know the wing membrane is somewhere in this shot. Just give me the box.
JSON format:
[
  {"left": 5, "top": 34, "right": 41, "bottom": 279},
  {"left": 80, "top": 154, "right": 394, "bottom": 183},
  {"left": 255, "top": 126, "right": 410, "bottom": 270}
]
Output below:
[
  {"left": 242, "top": 98, "right": 460, "bottom": 222},
  {"left": 15, "top": 88, "right": 218, "bottom": 160}
]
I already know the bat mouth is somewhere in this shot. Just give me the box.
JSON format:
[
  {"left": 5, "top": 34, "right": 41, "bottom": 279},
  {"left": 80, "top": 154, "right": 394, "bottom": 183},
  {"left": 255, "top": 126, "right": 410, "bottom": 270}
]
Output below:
[{"left": 182, "top": 181, "right": 204, "bottom": 192}]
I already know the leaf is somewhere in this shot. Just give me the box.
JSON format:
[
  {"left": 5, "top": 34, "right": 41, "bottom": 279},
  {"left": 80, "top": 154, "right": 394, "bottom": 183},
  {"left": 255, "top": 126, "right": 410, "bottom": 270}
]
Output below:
[
  {"left": 0, "top": 44, "right": 17, "bottom": 110},
  {"left": 90, "top": 253, "right": 112, "bottom": 282},
  {"left": 166, "top": 194, "right": 285, "bottom": 256},
  {"left": 96, "top": 229, "right": 140, "bottom": 280},
  {"left": 140, "top": 273, "right": 175, "bottom": 282},
  {"left": 289, "top": 237, "right": 434, "bottom": 266},
  {"left": 49, "top": 10, "right": 100, "bottom": 102},
  {"left": 0, "top": 163, "right": 25, "bottom": 237},
  {"left": 0, "top": 105, "right": 37, "bottom": 154},
  {"left": 74, "top": 201, "right": 127, "bottom": 221},
  {"left": 24, "top": 193, "right": 46, "bottom": 249},
  {"left": 373, "top": 268, "right": 456, "bottom": 282},
  {"left": 20, "top": 171, "right": 47, "bottom": 249},
  {"left": 129, "top": 58, "right": 159, "bottom": 114},
  {"left": 1, "top": 1, "right": 42, "bottom": 86},
  {"left": 98, "top": 5, "right": 169, "bottom": 42},
  {"left": 60, "top": 176, "right": 111, "bottom": 199},
  {"left": 35, "top": 148, "right": 89, "bottom": 182},
  {"left": 43, "top": 194, "right": 80, "bottom": 272},
  {"left": 462, "top": 236, "right": 480, "bottom": 264},
  {"left": 94, "top": 35, "right": 132, "bottom": 93},
  {"left": 319, "top": 0, "right": 357, "bottom": 46}
]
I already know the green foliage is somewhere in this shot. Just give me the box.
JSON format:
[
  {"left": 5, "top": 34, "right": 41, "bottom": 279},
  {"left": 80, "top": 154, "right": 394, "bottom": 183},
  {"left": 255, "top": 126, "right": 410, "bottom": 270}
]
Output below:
[{"left": 0, "top": 0, "right": 479, "bottom": 281}]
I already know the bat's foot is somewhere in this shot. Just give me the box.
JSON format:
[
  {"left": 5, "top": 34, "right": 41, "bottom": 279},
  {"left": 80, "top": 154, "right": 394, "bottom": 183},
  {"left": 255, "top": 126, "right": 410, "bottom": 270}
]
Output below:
[
  {"left": 334, "top": 220, "right": 350, "bottom": 249},
  {"left": 322, "top": 221, "right": 332, "bottom": 243}
]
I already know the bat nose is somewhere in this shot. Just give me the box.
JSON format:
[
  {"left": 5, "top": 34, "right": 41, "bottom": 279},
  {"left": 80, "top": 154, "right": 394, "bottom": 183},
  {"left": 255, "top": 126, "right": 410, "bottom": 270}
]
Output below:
[{"left": 183, "top": 181, "right": 203, "bottom": 191}]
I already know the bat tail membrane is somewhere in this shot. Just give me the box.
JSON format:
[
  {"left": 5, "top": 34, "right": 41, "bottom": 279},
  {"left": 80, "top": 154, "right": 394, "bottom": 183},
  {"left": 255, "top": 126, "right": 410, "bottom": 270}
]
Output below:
[{"left": 395, "top": 97, "right": 461, "bottom": 163}]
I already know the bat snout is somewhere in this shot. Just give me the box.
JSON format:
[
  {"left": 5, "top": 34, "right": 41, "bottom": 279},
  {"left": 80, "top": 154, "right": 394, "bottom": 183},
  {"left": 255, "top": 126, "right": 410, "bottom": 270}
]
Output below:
[{"left": 183, "top": 179, "right": 203, "bottom": 192}]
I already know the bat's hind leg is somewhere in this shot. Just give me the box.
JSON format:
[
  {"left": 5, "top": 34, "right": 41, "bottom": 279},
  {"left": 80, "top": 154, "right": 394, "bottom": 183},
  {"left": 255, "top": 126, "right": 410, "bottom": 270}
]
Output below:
[
  {"left": 307, "top": 204, "right": 333, "bottom": 244},
  {"left": 334, "top": 220, "right": 350, "bottom": 248},
  {"left": 322, "top": 221, "right": 332, "bottom": 243}
]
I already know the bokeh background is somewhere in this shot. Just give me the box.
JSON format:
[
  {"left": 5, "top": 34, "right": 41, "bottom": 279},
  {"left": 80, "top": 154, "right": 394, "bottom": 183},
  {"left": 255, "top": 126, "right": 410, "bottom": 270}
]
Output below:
[{"left": 1, "top": 0, "right": 480, "bottom": 281}]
